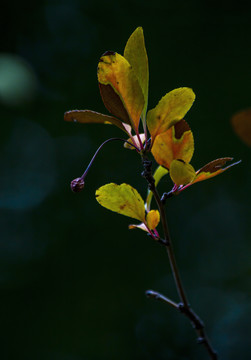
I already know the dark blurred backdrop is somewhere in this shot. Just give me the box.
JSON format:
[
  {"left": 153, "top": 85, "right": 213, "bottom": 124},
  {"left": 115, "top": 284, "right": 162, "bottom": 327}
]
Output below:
[{"left": 1, "top": 1, "right": 250, "bottom": 359}]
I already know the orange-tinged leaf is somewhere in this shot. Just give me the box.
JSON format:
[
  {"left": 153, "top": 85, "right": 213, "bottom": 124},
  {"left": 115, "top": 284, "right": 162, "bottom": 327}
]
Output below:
[
  {"left": 147, "top": 88, "right": 195, "bottom": 144},
  {"left": 98, "top": 52, "right": 145, "bottom": 131},
  {"left": 64, "top": 110, "right": 129, "bottom": 133},
  {"left": 231, "top": 108, "right": 251, "bottom": 146},
  {"left": 145, "top": 166, "right": 168, "bottom": 211},
  {"left": 146, "top": 210, "right": 160, "bottom": 230},
  {"left": 192, "top": 158, "right": 240, "bottom": 185},
  {"left": 124, "top": 27, "right": 149, "bottom": 119},
  {"left": 95, "top": 183, "right": 145, "bottom": 222},
  {"left": 151, "top": 120, "right": 194, "bottom": 169},
  {"left": 169, "top": 159, "right": 196, "bottom": 186}
]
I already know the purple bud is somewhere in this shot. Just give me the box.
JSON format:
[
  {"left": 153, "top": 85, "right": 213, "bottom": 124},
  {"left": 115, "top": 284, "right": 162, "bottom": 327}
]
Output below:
[{"left": 71, "top": 177, "right": 85, "bottom": 193}]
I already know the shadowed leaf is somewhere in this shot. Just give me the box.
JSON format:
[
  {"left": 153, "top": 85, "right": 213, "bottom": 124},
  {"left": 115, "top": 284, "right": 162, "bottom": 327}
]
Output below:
[
  {"left": 147, "top": 88, "right": 195, "bottom": 144},
  {"left": 98, "top": 52, "right": 145, "bottom": 132},
  {"left": 231, "top": 108, "right": 251, "bottom": 146},
  {"left": 124, "top": 27, "right": 149, "bottom": 119},
  {"left": 99, "top": 83, "right": 131, "bottom": 125},
  {"left": 96, "top": 183, "right": 145, "bottom": 222},
  {"left": 64, "top": 110, "right": 129, "bottom": 133},
  {"left": 151, "top": 120, "right": 194, "bottom": 169},
  {"left": 170, "top": 159, "right": 196, "bottom": 186}
]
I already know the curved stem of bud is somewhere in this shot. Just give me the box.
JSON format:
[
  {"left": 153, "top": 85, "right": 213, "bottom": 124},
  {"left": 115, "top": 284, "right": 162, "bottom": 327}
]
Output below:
[{"left": 71, "top": 137, "right": 139, "bottom": 192}]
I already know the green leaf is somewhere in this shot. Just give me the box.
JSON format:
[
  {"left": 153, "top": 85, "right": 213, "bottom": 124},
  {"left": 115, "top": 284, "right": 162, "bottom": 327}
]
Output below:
[
  {"left": 147, "top": 87, "right": 195, "bottom": 144},
  {"left": 124, "top": 27, "right": 149, "bottom": 119},
  {"left": 146, "top": 166, "right": 168, "bottom": 211},
  {"left": 96, "top": 183, "right": 145, "bottom": 222}
]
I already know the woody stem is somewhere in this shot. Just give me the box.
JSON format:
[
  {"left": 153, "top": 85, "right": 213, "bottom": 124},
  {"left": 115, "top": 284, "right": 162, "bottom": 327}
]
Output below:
[
  {"left": 141, "top": 157, "right": 188, "bottom": 306},
  {"left": 141, "top": 155, "right": 218, "bottom": 360}
]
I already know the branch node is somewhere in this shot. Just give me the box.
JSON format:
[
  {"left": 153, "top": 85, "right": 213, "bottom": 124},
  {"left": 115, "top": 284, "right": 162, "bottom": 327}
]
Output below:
[
  {"left": 161, "top": 191, "right": 174, "bottom": 204},
  {"left": 178, "top": 302, "right": 186, "bottom": 313},
  {"left": 197, "top": 337, "right": 206, "bottom": 345},
  {"left": 141, "top": 159, "right": 155, "bottom": 188},
  {"left": 158, "top": 238, "right": 169, "bottom": 247}
]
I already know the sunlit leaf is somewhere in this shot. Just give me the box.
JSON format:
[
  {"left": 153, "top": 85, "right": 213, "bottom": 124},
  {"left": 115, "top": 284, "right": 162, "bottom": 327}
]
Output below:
[
  {"left": 124, "top": 27, "right": 149, "bottom": 119},
  {"left": 147, "top": 88, "right": 195, "bottom": 144},
  {"left": 98, "top": 52, "right": 145, "bottom": 132},
  {"left": 124, "top": 133, "right": 145, "bottom": 150},
  {"left": 128, "top": 222, "right": 148, "bottom": 232},
  {"left": 231, "top": 108, "right": 251, "bottom": 146},
  {"left": 64, "top": 110, "right": 129, "bottom": 133},
  {"left": 129, "top": 210, "right": 160, "bottom": 233},
  {"left": 151, "top": 120, "right": 194, "bottom": 169},
  {"left": 145, "top": 166, "right": 168, "bottom": 211},
  {"left": 146, "top": 210, "right": 160, "bottom": 230},
  {"left": 169, "top": 159, "right": 196, "bottom": 186},
  {"left": 192, "top": 158, "right": 240, "bottom": 185},
  {"left": 96, "top": 183, "right": 145, "bottom": 222}
]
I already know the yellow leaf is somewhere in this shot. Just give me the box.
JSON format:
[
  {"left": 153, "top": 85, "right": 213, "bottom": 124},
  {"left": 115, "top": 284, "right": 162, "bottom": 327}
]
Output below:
[
  {"left": 192, "top": 158, "right": 240, "bottom": 185},
  {"left": 146, "top": 210, "right": 160, "bottom": 230},
  {"left": 151, "top": 120, "right": 194, "bottom": 169},
  {"left": 169, "top": 159, "right": 196, "bottom": 186},
  {"left": 124, "top": 27, "right": 149, "bottom": 119},
  {"left": 145, "top": 166, "right": 168, "bottom": 211},
  {"left": 96, "top": 183, "right": 145, "bottom": 222},
  {"left": 98, "top": 52, "right": 145, "bottom": 132},
  {"left": 64, "top": 110, "right": 129, "bottom": 133},
  {"left": 231, "top": 108, "right": 251, "bottom": 146},
  {"left": 147, "top": 88, "right": 195, "bottom": 144}
]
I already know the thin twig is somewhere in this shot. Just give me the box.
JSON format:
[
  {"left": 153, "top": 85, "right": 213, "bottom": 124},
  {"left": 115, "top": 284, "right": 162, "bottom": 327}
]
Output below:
[{"left": 145, "top": 290, "right": 179, "bottom": 309}]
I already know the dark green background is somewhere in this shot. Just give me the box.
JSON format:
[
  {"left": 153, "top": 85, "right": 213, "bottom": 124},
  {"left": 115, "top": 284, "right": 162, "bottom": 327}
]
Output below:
[{"left": 1, "top": 1, "right": 250, "bottom": 359}]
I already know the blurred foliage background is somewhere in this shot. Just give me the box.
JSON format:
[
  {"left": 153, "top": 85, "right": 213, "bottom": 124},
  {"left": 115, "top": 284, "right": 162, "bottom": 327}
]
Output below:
[{"left": 1, "top": 1, "right": 250, "bottom": 359}]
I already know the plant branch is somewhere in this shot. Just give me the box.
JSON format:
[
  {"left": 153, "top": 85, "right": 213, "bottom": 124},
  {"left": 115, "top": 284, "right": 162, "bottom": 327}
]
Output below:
[
  {"left": 141, "top": 155, "right": 218, "bottom": 360},
  {"left": 141, "top": 157, "right": 189, "bottom": 306},
  {"left": 145, "top": 290, "right": 179, "bottom": 309}
]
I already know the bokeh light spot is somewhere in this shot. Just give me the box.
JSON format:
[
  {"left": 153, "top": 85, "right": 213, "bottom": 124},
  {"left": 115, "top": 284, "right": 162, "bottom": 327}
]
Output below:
[{"left": 0, "top": 54, "right": 37, "bottom": 106}]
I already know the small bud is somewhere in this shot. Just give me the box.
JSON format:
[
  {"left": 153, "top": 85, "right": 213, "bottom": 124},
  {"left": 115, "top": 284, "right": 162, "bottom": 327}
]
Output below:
[{"left": 71, "top": 177, "right": 85, "bottom": 193}]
